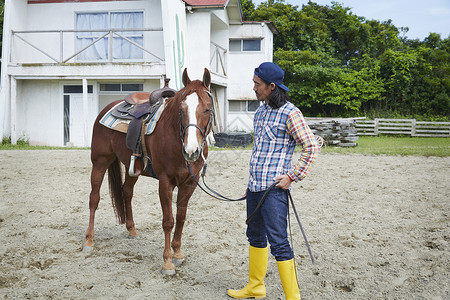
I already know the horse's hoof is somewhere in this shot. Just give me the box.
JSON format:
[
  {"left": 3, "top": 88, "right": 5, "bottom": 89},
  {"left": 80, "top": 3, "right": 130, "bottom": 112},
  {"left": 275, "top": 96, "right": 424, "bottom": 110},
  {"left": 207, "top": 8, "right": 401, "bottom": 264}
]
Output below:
[
  {"left": 127, "top": 235, "right": 140, "bottom": 240},
  {"left": 161, "top": 268, "right": 176, "bottom": 276},
  {"left": 82, "top": 246, "right": 94, "bottom": 253},
  {"left": 172, "top": 257, "right": 185, "bottom": 266}
]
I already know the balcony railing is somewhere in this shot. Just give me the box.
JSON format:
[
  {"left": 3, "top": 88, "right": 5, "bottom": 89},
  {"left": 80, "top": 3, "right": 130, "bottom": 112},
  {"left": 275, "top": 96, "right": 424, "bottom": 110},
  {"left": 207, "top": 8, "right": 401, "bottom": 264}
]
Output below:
[
  {"left": 210, "top": 41, "right": 227, "bottom": 76},
  {"left": 10, "top": 27, "right": 164, "bottom": 64}
]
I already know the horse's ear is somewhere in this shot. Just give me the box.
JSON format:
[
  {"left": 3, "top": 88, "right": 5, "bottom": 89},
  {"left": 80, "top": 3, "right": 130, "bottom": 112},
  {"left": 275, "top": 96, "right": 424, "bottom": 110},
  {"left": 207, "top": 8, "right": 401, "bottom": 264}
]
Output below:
[
  {"left": 182, "top": 68, "right": 190, "bottom": 87},
  {"left": 202, "top": 68, "right": 211, "bottom": 88}
]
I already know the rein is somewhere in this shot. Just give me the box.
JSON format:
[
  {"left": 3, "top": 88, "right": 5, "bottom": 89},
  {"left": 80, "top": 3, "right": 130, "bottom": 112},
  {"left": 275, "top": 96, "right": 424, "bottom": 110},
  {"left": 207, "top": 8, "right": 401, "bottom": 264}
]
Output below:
[
  {"left": 180, "top": 89, "right": 314, "bottom": 264},
  {"left": 186, "top": 161, "right": 246, "bottom": 202}
]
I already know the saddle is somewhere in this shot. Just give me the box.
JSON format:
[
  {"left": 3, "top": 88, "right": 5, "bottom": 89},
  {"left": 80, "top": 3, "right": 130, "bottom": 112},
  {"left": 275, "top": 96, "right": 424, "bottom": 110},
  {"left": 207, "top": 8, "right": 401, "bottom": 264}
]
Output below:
[{"left": 108, "top": 79, "right": 176, "bottom": 178}]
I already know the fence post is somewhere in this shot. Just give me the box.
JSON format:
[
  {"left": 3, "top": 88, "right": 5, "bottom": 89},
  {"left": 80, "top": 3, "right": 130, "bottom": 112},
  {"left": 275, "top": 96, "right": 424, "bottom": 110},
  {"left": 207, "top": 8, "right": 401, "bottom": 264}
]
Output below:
[
  {"left": 374, "top": 118, "right": 379, "bottom": 136},
  {"left": 411, "top": 119, "right": 417, "bottom": 137}
]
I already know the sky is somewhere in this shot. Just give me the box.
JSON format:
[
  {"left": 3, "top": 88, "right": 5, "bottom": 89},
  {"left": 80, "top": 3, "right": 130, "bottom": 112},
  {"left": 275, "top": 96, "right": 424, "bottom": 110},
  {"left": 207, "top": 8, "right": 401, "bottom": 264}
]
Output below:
[{"left": 251, "top": 0, "right": 450, "bottom": 41}]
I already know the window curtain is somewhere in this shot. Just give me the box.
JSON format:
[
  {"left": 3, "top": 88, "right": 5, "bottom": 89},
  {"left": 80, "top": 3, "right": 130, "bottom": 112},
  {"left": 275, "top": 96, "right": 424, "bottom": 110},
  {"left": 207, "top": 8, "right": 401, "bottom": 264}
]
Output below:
[
  {"left": 76, "top": 13, "right": 108, "bottom": 60},
  {"left": 76, "top": 12, "right": 143, "bottom": 61},
  {"left": 111, "top": 12, "right": 144, "bottom": 59}
]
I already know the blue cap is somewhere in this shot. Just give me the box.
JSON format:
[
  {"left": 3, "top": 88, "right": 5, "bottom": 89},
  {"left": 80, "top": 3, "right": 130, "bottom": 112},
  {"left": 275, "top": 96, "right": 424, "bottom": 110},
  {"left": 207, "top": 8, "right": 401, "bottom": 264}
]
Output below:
[{"left": 254, "top": 62, "right": 289, "bottom": 92}]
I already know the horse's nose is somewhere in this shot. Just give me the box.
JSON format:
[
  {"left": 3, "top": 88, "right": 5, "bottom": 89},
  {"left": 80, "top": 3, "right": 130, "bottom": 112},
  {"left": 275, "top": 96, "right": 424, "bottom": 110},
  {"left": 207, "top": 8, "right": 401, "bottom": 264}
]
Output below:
[
  {"left": 183, "top": 147, "right": 200, "bottom": 162},
  {"left": 184, "top": 131, "right": 201, "bottom": 160},
  {"left": 184, "top": 140, "right": 199, "bottom": 155}
]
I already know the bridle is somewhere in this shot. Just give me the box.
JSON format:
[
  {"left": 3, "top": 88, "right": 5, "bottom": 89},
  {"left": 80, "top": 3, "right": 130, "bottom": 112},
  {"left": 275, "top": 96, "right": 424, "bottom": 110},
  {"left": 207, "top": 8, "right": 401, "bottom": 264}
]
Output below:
[{"left": 179, "top": 90, "right": 214, "bottom": 161}]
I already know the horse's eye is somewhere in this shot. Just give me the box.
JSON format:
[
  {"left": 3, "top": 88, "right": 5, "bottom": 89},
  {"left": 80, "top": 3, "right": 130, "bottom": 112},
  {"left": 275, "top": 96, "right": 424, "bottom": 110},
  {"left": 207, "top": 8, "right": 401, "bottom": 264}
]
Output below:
[{"left": 204, "top": 109, "right": 210, "bottom": 114}]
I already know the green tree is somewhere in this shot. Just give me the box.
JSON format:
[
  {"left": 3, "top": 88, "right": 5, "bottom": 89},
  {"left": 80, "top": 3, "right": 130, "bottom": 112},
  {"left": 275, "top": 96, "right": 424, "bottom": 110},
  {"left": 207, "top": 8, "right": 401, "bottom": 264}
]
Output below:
[
  {"left": 240, "top": 0, "right": 256, "bottom": 20},
  {"left": 248, "top": 0, "right": 307, "bottom": 51},
  {"left": 244, "top": 1, "right": 449, "bottom": 118},
  {"left": 408, "top": 43, "right": 450, "bottom": 117},
  {"left": 277, "top": 50, "right": 384, "bottom": 116}
]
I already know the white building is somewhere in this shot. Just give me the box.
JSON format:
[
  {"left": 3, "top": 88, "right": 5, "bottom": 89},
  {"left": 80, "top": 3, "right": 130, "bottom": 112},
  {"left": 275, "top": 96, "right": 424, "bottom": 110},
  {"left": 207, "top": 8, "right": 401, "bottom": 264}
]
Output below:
[{"left": 0, "top": 0, "right": 276, "bottom": 147}]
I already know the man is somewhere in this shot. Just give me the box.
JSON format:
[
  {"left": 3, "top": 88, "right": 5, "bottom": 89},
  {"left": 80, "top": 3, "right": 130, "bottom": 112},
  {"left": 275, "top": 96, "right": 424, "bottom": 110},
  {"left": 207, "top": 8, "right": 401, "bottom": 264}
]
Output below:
[{"left": 228, "top": 62, "right": 319, "bottom": 299}]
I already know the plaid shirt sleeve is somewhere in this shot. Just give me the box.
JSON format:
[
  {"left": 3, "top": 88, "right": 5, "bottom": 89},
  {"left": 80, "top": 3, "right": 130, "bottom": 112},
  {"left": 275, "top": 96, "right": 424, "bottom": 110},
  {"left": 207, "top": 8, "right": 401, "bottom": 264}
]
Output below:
[{"left": 286, "top": 110, "right": 320, "bottom": 182}]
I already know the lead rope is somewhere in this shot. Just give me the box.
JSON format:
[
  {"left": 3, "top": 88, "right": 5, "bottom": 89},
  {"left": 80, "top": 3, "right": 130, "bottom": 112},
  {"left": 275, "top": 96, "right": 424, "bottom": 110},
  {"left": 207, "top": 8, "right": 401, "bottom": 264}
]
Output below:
[
  {"left": 185, "top": 151, "right": 246, "bottom": 202},
  {"left": 287, "top": 189, "right": 315, "bottom": 265},
  {"left": 286, "top": 189, "right": 315, "bottom": 296},
  {"left": 188, "top": 157, "right": 315, "bottom": 265},
  {"left": 186, "top": 159, "right": 245, "bottom": 202},
  {"left": 245, "top": 182, "right": 278, "bottom": 224}
]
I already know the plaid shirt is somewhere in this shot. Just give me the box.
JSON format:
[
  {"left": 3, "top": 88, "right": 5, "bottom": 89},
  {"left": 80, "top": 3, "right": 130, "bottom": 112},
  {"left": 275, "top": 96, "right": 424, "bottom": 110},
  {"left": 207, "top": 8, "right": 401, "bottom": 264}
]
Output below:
[{"left": 248, "top": 102, "right": 319, "bottom": 192}]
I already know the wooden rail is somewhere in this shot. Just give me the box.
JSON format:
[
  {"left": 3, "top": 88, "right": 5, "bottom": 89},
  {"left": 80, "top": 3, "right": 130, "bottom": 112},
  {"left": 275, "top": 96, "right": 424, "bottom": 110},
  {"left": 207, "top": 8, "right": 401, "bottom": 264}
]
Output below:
[
  {"left": 356, "top": 119, "right": 450, "bottom": 137},
  {"left": 11, "top": 28, "right": 164, "bottom": 64}
]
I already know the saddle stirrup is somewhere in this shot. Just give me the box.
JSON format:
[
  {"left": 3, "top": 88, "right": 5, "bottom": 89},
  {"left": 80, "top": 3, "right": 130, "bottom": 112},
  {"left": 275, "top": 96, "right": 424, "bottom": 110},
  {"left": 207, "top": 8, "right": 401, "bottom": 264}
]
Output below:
[{"left": 128, "top": 154, "right": 141, "bottom": 177}]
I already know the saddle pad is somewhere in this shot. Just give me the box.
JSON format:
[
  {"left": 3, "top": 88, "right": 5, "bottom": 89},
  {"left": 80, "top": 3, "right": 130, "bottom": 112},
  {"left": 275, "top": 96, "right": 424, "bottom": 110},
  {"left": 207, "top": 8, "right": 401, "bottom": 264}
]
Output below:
[{"left": 99, "top": 100, "right": 166, "bottom": 135}]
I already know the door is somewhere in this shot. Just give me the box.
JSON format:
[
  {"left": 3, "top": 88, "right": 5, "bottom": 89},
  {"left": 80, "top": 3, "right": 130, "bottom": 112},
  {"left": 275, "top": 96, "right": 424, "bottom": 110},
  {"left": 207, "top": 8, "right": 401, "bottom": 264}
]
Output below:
[{"left": 64, "top": 93, "right": 96, "bottom": 147}]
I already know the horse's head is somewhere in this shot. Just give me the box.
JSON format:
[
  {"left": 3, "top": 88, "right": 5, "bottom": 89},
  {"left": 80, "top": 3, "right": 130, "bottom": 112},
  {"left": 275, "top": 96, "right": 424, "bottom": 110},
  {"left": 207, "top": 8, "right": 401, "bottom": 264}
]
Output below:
[{"left": 179, "top": 68, "right": 214, "bottom": 162}]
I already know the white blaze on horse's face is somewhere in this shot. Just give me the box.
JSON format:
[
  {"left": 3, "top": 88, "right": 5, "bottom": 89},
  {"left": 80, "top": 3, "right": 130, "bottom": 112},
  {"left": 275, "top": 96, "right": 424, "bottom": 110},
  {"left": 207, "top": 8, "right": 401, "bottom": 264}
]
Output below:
[{"left": 184, "top": 93, "right": 202, "bottom": 159}]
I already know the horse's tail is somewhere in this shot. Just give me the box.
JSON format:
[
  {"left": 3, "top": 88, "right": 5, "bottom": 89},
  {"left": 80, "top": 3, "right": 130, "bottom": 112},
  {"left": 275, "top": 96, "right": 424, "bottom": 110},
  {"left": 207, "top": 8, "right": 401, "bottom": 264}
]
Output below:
[{"left": 108, "top": 158, "right": 126, "bottom": 224}]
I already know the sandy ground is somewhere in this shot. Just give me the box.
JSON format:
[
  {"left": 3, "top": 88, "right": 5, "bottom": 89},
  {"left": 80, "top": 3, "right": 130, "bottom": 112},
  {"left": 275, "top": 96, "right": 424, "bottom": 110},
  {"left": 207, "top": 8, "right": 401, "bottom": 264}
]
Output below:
[{"left": 0, "top": 149, "right": 449, "bottom": 300}]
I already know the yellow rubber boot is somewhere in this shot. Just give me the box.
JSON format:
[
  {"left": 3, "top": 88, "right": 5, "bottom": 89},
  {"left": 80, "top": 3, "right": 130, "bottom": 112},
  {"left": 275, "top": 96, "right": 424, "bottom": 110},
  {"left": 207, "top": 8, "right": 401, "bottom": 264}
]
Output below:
[
  {"left": 276, "top": 259, "right": 301, "bottom": 300},
  {"left": 227, "top": 246, "right": 268, "bottom": 299}
]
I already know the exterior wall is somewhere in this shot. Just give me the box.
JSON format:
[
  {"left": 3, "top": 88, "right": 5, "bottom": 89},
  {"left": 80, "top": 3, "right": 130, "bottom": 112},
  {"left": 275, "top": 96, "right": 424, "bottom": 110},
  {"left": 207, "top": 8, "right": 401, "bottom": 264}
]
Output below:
[
  {"left": 226, "top": 22, "right": 273, "bottom": 132},
  {"left": 0, "top": 0, "right": 26, "bottom": 139},
  {"left": 186, "top": 11, "right": 212, "bottom": 80},
  {"left": 12, "top": 0, "right": 164, "bottom": 64},
  {"left": 161, "top": 0, "right": 187, "bottom": 89},
  {"left": 17, "top": 80, "right": 62, "bottom": 146},
  {"left": 186, "top": 9, "right": 229, "bottom": 131},
  {"left": 0, "top": 0, "right": 275, "bottom": 146},
  {"left": 228, "top": 22, "right": 273, "bottom": 100},
  {"left": 14, "top": 78, "right": 162, "bottom": 146},
  {"left": 0, "top": 0, "right": 174, "bottom": 146},
  {"left": 227, "top": 110, "right": 257, "bottom": 132}
]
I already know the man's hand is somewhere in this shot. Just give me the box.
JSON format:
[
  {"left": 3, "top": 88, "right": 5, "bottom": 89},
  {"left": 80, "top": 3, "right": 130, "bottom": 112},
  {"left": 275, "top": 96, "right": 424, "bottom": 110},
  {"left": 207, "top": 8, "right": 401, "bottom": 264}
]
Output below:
[{"left": 274, "top": 174, "right": 292, "bottom": 190}]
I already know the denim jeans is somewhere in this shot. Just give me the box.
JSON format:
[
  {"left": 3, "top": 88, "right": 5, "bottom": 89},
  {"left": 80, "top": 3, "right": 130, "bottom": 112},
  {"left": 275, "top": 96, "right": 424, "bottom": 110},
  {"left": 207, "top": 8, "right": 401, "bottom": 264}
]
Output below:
[{"left": 246, "top": 188, "right": 293, "bottom": 261}]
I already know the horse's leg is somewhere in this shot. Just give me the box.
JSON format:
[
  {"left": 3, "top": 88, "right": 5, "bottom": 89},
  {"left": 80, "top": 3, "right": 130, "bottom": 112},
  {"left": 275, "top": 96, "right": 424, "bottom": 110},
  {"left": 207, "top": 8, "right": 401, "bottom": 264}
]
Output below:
[
  {"left": 83, "top": 161, "right": 108, "bottom": 252},
  {"left": 171, "top": 182, "right": 196, "bottom": 266},
  {"left": 158, "top": 178, "right": 176, "bottom": 275},
  {"left": 123, "top": 173, "right": 139, "bottom": 238}
]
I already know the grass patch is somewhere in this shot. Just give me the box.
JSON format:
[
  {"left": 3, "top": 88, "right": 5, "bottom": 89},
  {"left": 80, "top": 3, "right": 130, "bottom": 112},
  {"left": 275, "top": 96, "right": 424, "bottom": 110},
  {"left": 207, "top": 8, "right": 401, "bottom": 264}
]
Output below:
[
  {"left": 320, "top": 136, "right": 450, "bottom": 157},
  {"left": 0, "top": 138, "right": 89, "bottom": 150},
  {"left": 0, "top": 144, "right": 89, "bottom": 150},
  {"left": 0, "top": 144, "right": 87, "bottom": 150},
  {"left": 1, "top": 135, "right": 448, "bottom": 157},
  {"left": 210, "top": 136, "right": 450, "bottom": 157},
  {"left": 210, "top": 144, "right": 253, "bottom": 151}
]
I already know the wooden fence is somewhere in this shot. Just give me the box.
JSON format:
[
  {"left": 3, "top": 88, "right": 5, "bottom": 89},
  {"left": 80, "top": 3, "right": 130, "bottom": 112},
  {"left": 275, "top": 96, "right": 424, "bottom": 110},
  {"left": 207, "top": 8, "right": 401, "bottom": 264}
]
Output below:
[{"left": 356, "top": 119, "right": 450, "bottom": 137}]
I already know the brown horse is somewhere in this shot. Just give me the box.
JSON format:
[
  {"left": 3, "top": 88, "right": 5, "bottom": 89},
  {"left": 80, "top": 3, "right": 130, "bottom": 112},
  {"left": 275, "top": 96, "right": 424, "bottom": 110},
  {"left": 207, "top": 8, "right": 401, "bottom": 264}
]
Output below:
[{"left": 83, "top": 68, "right": 213, "bottom": 275}]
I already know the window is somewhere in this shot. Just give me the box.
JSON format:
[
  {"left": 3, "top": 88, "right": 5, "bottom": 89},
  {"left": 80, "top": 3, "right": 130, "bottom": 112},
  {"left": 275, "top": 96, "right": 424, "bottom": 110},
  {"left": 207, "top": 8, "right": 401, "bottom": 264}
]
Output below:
[
  {"left": 99, "top": 84, "right": 121, "bottom": 92},
  {"left": 229, "top": 101, "right": 242, "bottom": 112},
  {"left": 122, "top": 84, "right": 143, "bottom": 91},
  {"left": 76, "top": 11, "right": 144, "bottom": 61},
  {"left": 229, "top": 40, "right": 241, "bottom": 52},
  {"left": 63, "top": 85, "right": 93, "bottom": 93},
  {"left": 243, "top": 40, "right": 261, "bottom": 51},
  {"left": 229, "top": 100, "right": 261, "bottom": 112},
  {"left": 247, "top": 100, "right": 261, "bottom": 111},
  {"left": 99, "top": 83, "right": 143, "bottom": 93},
  {"left": 229, "top": 39, "right": 261, "bottom": 52}
]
